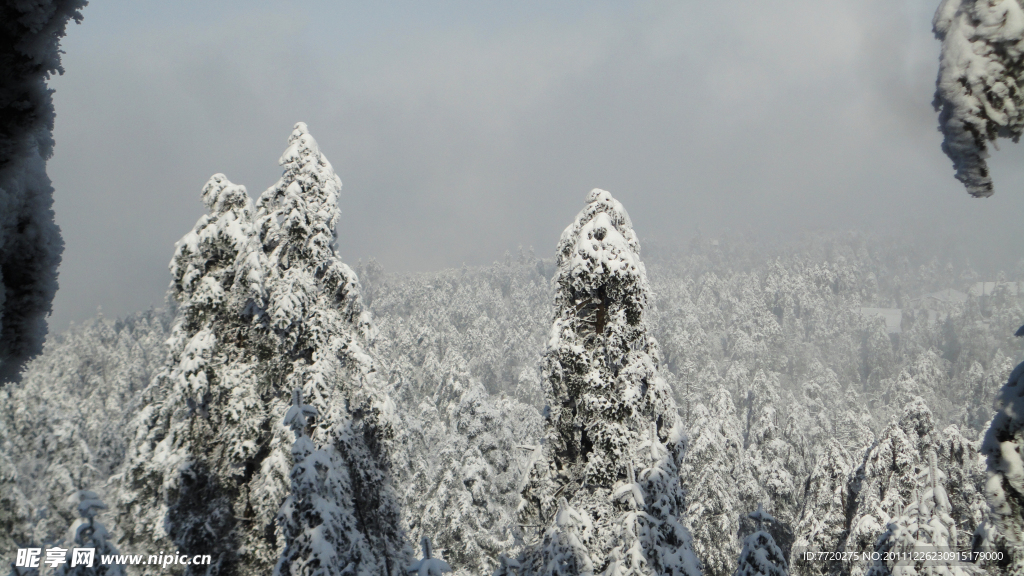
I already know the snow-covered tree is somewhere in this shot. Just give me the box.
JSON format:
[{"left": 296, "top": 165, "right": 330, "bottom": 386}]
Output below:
[
  {"left": 517, "top": 498, "right": 594, "bottom": 576},
  {"left": 0, "top": 447, "right": 32, "bottom": 562},
  {"left": 408, "top": 538, "right": 453, "bottom": 576},
  {"left": 934, "top": 425, "right": 987, "bottom": 555},
  {"left": 115, "top": 171, "right": 275, "bottom": 574},
  {"left": 791, "top": 439, "right": 852, "bottom": 576},
  {"left": 933, "top": 0, "right": 1024, "bottom": 196},
  {"left": 980, "top": 352, "right": 1024, "bottom": 569},
  {"left": 0, "top": 0, "right": 86, "bottom": 381},
  {"left": 395, "top": 379, "right": 542, "bottom": 575},
  {"left": 864, "top": 451, "right": 970, "bottom": 576},
  {"left": 116, "top": 123, "right": 407, "bottom": 575},
  {"left": 842, "top": 398, "right": 987, "bottom": 576},
  {"left": 0, "top": 309, "right": 170, "bottom": 551},
  {"left": 367, "top": 251, "right": 552, "bottom": 409},
  {"left": 516, "top": 189, "right": 700, "bottom": 576},
  {"left": 741, "top": 370, "right": 802, "bottom": 529},
  {"left": 55, "top": 491, "right": 124, "bottom": 576},
  {"left": 275, "top": 389, "right": 371, "bottom": 576},
  {"left": 635, "top": 423, "right": 703, "bottom": 576},
  {"left": 733, "top": 507, "right": 788, "bottom": 576},
  {"left": 844, "top": 400, "right": 934, "bottom": 576},
  {"left": 683, "top": 392, "right": 748, "bottom": 576}
]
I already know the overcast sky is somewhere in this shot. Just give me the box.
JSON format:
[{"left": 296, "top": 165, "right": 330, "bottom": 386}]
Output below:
[{"left": 45, "top": 0, "right": 1024, "bottom": 334}]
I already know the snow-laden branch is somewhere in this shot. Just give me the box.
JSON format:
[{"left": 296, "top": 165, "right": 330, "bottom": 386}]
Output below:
[{"left": 933, "top": 0, "right": 1024, "bottom": 197}]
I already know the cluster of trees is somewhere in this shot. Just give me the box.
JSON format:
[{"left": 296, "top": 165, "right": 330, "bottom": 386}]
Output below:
[{"left": 1, "top": 123, "right": 1023, "bottom": 576}]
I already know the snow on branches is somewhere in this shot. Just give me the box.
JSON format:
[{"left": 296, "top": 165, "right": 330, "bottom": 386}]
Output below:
[
  {"left": 933, "top": 0, "right": 1024, "bottom": 197},
  {"left": 981, "top": 355, "right": 1024, "bottom": 566},
  {"left": 515, "top": 189, "right": 699, "bottom": 576},
  {"left": 408, "top": 537, "right": 453, "bottom": 576},
  {"left": 734, "top": 507, "right": 788, "bottom": 576},
  {"left": 117, "top": 123, "right": 407, "bottom": 575},
  {"left": 0, "top": 0, "right": 86, "bottom": 382}
]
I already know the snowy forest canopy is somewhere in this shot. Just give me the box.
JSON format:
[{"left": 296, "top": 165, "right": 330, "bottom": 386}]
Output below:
[
  {"left": 1, "top": 123, "right": 1022, "bottom": 576},
  {"left": 6, "top": 0, "right": 1024, "bottom": 574}
]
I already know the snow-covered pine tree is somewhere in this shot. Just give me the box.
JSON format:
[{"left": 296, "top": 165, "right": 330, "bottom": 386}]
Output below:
[
  {"left": 275, "top": 389, "right": 369, "bottom": 576},
  {"left": 841, "top": 398, "right": 986, "bottom": 576},
  {"left": 55, "top": 491, "right": 125, "bottom": 576},
  {"left": 864, "top": 451, "right": 970, "bottom": 576},
  {"left": 115, "top": 171, "right": 274, "bottom": 574},
  {"left": 863, "top": 498, "right": 919, "bottom": 576},
  {"left": 790, "top": 438, "right": 852, "bottom": 576},
  {"left": 516, "top": 189, "right": 700, "bottom": 576},
  {"left": 408, "top": 538, "right": 453, "bottom": 576},
  {"left": 635, "top": 423, "right": 703, "bottom": 576},
  {"left": 682, "top": 391, "right": 747, "bottom": 576},
  {"left": 741, "top": 370, "right": 800, "bottom": 530},
  {"left": 116, "top": 123, "right": 407, "bottom": 575},
  {"left": 517, "top": 498, "right": 594, "bottom": 576},
  {"left": 980, "top": 348, "right": 1024, "bottom": 571},
  {"left": 932, "top": 0, "right": 1024, "bottom": 197},
  {"left": 917, "top": 450, "right": 970, "bottom": 576},
  {"left": 733, "top": 507, "right": 788, "bottom": 576},
  {"left": 253, "top": 123, "right": 407, "bottom": 573},
  {"left": 0, "top": 310, "right": 171, "bottom": 551},
  {"left": 843, "top": 401, "right": 931, "bottom": 576},
  {"left": 395, "top": 378, "right": 543, "bottom": 575}
]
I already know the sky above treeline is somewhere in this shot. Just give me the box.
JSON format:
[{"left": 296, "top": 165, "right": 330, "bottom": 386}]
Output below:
[{"left": 45, "top": 0, "right": 1024, "bottom": 334}]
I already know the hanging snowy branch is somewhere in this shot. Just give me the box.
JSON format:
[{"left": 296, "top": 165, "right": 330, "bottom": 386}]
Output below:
[{"left": 933, "top": 0, "right": 1024, "bottom": 197}]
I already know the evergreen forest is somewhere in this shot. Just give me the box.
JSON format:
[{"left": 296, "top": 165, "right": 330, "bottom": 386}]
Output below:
[{"left": 3, "top": 123, "right": 1024, "bottom": 576}]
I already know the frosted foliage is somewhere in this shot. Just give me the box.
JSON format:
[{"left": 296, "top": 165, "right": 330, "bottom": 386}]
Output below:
[
  {"left": 839, "top": 401, "right": 984, "bottom": 576},
  {"left": 0, "top": 0, "right": 86, "bottom": 382},
  {"left": 734, "top": 508, "right": 788, "bottom": 576},
  {"left": 864, "top": 452, "right": 970, "bottom": 576},
  {"left": 518, "top": 498, "right": 595, "bottom": 576},
  {"left": 116, "top": 123, "right": 406, "bottom": 576},
  {"left": 3, "top": 205, "right": 1017, "bottom": 575},
  {"left": 933, "top": 0, "right": 1024, "bottom": 197},
  {"left": 365, "top": 248, "right": 553, "bottom": 409},
  {"left": 0, "top": 448, "right": 32, "bottom": 559},
  {"left": 844, "top": 405, "right": 931, "bottom": 576},
  {"left": 392, "top": 379, "right": 543, "bottom": 576},
  {"left": 0, "top": 309, "right": 170, "bottom": 564},
  {"left": 631, "top": 424, "right": 702, "bottom": 576},
  {"left": 791, "top": 439, "right": 852, "bottom": 576},
  {"left": 275, "top": 390, "right": 373, "bottom": 576},
  {"left": 515, "top": 190, "right": 699, "bottom": 576},
  {"left": 408, "top": 538, "right": 453, "bottom": 576},
  {"left": 360, "top": 229, "right": 1018, "bottom": 576},
  {"left": 982, "top": 359, "right": 1024, "bottom": 557},
  {"left": 55, "top": 492, "right": 125, "bottom": 576},
  {"left": 541, "top": 189, "right": 669, "bottom": 488},
  {"left": 742, "top": 370, "right": 803, "bottom": 529},
  {"left": 681, "top": 393, "right": 745, "bottom": 576}
]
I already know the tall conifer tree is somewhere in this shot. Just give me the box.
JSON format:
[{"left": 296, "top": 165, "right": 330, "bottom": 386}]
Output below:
[
  {"left": 515, "top": 189, "right": 700, "bottom": 576},
  {"left": 116, "top": 123, "right": 406, "bottom": 575}
]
